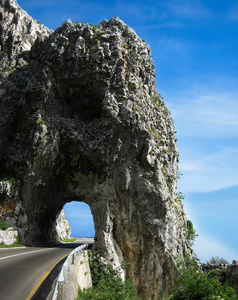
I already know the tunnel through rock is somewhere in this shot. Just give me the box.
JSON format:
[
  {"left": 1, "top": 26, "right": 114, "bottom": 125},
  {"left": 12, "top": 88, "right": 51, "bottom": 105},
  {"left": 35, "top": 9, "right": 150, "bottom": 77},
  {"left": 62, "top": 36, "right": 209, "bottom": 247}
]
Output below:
[
  {"left": 0, "top": 2, "right": 192, "bottom": 297},
  {"left": 19, "top": 131, "right": 182, "bottom": 298}
]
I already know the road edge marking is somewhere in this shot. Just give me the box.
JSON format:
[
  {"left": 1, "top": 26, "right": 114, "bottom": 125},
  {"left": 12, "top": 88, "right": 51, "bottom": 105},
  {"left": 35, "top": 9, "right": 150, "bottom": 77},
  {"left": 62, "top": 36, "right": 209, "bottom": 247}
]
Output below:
[
  {"left": 0, "top": 247, "right": 51, "bottom": 260},
  {"left": 26, "top": 254, "right": 68, "bottom": 300}
]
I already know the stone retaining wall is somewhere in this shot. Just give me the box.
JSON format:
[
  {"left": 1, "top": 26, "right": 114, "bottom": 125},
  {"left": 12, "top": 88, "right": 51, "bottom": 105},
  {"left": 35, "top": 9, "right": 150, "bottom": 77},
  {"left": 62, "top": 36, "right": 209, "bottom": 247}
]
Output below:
[{"left": 62, "top": 251, "right": 92, "bottom": 300}]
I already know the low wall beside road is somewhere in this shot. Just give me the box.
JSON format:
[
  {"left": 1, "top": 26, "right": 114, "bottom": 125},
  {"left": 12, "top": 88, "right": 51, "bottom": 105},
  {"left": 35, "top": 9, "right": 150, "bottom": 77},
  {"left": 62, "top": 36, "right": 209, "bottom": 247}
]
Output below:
[{"left": 61, "top": 250, "right": 92, "bottom": 300}]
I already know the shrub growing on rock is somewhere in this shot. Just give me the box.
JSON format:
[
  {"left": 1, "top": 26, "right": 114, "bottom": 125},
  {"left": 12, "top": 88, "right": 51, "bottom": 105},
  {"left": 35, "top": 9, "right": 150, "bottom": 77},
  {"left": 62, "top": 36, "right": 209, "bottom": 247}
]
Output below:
[
  {"left": 77, "top": 253, "right": 141, "bottom": 300},
  {"left": 167, "top": 261, "right": 237, "bottom": 300},
  {"left": 0, "top": 221, "right": 9, "bottom": 231}
]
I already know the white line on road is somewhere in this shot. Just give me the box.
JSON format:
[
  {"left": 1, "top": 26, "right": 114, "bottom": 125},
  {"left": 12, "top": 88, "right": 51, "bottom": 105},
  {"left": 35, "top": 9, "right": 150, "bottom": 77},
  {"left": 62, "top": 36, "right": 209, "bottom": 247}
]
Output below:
[{"left": 0, "top": 248, "right": 53, "bottom": 261}]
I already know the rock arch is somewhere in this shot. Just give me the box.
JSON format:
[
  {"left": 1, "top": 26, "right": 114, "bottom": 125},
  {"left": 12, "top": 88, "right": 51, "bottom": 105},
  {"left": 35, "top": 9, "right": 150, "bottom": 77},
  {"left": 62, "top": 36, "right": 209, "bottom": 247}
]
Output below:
[{"left": 0, "top": 1, "right": 191, "bottom": 298}]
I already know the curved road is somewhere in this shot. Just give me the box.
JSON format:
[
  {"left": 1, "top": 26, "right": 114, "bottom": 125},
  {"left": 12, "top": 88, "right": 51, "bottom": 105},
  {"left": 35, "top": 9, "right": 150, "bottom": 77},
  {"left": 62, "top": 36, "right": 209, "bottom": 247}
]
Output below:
[{"left": 0, "top": 240, "right": 93, "bottom": 300}]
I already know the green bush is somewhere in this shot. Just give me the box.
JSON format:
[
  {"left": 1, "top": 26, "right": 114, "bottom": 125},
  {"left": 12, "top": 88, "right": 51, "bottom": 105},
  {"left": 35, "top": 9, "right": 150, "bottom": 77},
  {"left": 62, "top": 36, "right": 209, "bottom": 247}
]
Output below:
[
  {"left": 167, "top": 262, "right": 237, "bottom": 300},
  {"left": 186, "top": 220, "right": 198, "bottom": 245},
  {"left": 0, "top": 221, "right": 9, "bottom": 231},
  {"left": 77, "top": 253, "right": 141, "bottom": 300}
]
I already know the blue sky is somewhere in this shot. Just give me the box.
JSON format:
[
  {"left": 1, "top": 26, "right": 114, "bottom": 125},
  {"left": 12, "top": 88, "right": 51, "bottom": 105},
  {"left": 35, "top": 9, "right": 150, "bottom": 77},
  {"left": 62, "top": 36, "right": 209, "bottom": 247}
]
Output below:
[{"left": 17, "top": 0, "right": 238, "bottom": 263}]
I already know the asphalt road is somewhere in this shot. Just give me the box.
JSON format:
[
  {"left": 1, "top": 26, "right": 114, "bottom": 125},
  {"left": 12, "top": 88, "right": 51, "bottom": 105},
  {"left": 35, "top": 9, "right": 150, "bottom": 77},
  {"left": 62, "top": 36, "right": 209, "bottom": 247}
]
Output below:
[{"left": 0, "top": 239, "right": 93, "bottom": 300}]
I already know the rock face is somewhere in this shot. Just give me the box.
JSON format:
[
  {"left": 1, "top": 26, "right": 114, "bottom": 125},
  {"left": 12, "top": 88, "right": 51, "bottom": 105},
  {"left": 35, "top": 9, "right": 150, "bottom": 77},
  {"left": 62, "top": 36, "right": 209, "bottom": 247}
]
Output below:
[
  {"left": 55, "top": 209, "right": 72, "bottom": 240},
  {"left": 0, "top": 0, "right": 192, "bottom": 298}
]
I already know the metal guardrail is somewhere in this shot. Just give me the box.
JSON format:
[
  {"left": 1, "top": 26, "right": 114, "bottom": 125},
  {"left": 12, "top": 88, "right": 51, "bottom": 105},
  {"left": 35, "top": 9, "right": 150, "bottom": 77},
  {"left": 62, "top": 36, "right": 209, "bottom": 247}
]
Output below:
[{"left": 52, "top": 244, "right": 88, "bottom": 300}]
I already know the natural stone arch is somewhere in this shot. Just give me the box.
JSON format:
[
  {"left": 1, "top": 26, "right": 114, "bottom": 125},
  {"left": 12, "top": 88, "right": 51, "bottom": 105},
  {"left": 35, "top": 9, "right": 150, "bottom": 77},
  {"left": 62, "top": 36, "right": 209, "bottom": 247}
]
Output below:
[
  {"left": 19, "top": 119, "right": 179, "bottom": 298},
  {"left": 0, "top": 1, "right": 192, "bottom": 298}
]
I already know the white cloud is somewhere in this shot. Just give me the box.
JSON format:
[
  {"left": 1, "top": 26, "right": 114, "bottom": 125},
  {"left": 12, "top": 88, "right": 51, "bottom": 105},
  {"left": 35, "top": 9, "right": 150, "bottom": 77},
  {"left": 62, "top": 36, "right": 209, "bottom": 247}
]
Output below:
[
  {"left": 163, "top": 0, "right": 212, "bottom": 19},
  {"left": 156, "top": 37, "right": 192, "bottom": 53},
  {"left": 193, "top": 233, "right": 238, "bottom": 263},
  {"left": 179, "top": 163, "right": 199, "bottom": 172},
  {"left": 171, "top": 88, "right": 238, "bottom": 193},
  {"left": 136, "top": 22, "right": 186, "bottom": 30},
  {"left": 178, "top": 145, "right": 238, "bottom": 193},
  {"left": 168, "top": 91, "right": 238, "bottom": 138},
  {"left": 163, "top": 80, "right": 238, "bottom": 193},
  {"left": 114, "top": 1, "right": 159, "bottom": 22},
  {"left": 227, "top": 2, "right": 238, "bottom": 22}
]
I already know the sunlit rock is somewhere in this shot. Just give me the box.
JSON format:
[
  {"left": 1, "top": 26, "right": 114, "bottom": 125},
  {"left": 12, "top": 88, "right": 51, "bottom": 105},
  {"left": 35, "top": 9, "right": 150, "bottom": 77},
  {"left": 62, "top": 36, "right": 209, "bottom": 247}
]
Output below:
[{"left": 55, "top": 209, "right": 72, "bottom": 241}]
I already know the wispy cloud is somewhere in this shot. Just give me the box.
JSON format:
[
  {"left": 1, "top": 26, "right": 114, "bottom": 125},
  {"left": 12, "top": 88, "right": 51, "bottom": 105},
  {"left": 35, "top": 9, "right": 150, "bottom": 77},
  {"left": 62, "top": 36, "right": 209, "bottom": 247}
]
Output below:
[
  {"left": 193, "top": 233, "right": 238, "bottom": 263},
  {"left": 227, "top": 2, "right": 238, "bottom": 22},
  {"left": 162, "top": 0, "right": 212, "bottom": 19},
  {"left": 169, "top": 87, "right": 238, "bottom": 193},
  {"left": 136, "top": 22, "right": 186, "bottom": 30},
  {"left": 168, "top": 90, "right": 238, "bottom": 138},
  {"left": 183, "top": 187, "right": 238, "bottom": 263},
  {"left": 155, "top": 36, "right": 202, "bottom": 57},
  {"left": 178, "top": 144, "right": 238, "bottom": 193},
  {"left": 179, "top": 163, "right": 199, "bottom": 172}
]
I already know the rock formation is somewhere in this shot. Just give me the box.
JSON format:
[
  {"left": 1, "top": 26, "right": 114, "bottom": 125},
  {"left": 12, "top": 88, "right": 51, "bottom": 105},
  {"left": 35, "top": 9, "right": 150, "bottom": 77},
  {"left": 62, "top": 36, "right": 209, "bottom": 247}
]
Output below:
[
  {"left": 0, "top": 227, "right": 18, "bottom": 245},
  {"left": 0, "top": 0, "right": 192, "bottom": 298},
  {"left": 55, "top": 209, "right": 72, "bottom": 240},
  {"left": 199, "top": 260, "right": 238, "bottom": 295}
]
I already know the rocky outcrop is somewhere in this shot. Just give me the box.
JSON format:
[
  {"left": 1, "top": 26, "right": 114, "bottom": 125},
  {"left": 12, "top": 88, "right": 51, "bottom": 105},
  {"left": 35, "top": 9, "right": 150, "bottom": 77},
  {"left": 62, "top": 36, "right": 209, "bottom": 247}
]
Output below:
[
  {"left": 0, "top": 227, "right": 18, "bottom": 245},
  {"left": 199, "top": 260, "right": 238, "bottom": 295},
  {"left": 0, "top": 0, "right": 192, "bottom": 298},
  {"left": 55, "top": 209, "right": 72, "bottom": 240}
]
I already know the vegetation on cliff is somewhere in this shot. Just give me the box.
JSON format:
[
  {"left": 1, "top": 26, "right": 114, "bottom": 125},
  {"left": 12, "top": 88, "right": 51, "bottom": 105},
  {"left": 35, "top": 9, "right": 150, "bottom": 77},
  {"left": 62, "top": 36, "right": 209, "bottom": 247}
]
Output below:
[
  {"left": 0, "top": 220, "right": 9, "bottom": 231},
  {"left": 166, "top": 258, "right": 237, "bottom": 300},
  {"left": 77, "top": 252, "right": 141, "bottom": 300}
]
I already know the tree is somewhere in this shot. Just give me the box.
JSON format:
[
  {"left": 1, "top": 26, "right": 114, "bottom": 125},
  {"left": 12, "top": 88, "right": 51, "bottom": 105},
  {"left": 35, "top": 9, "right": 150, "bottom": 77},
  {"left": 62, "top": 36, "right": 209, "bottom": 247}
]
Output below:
[
  {"left": 209, "top": 256, "right": 229, "bottom": 265},
  {"left": 186, "top": 220, "right": 198, "bottom": 245},
  {"left": 167, "top": 261, "right": 237, "bottom": 300}
]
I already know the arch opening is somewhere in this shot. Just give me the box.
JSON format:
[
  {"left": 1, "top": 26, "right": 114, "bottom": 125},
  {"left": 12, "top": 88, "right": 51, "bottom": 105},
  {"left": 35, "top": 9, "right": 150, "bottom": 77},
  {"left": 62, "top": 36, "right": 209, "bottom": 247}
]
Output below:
[{"left": 62, "top": 201, "right": 95, "bottom": 239}]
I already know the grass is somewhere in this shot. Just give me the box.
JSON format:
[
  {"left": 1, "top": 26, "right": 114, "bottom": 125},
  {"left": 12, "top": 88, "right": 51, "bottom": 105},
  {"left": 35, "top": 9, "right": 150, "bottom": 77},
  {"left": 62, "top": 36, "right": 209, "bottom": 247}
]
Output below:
[
  {"left": 7, "top": 177, "right": 14, "bottom": 185},
  {"left": 37, "top": 119, "right": 46, "bottom": 125},
  {"left": 59, "top": 237, "right": 77, "bottom": 243},
  {"left": 0, "top": 243, "right": 24, "bottom": 248},
  {"left": 0, "top": 237, "right": 24, "bottom": 248}
]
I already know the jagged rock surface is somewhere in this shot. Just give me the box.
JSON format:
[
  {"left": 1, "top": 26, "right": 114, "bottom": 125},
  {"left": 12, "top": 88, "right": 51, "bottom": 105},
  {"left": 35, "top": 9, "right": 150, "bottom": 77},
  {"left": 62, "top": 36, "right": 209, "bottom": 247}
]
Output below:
[
  {"left": 0, "top": 227, "right": 18, "bottom": 245},
  {"left": 0, "top": 0, "right": 191, "bottom": 298},
  {"left": 55, "top": 209, "right": 72, "bottom": 240}
]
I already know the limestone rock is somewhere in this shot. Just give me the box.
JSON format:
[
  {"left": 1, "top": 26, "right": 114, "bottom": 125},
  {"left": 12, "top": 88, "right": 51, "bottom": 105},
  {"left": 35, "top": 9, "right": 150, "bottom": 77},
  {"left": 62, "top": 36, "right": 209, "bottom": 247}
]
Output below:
[
  {"left": 55, "top": 209, "right": 72, "bottom": 240},
  {"left": 0, "top": 227, "right": 18, "bottom": 245},
  {"left": 0, "top": 1, "right": 192, "bottom": 298}
]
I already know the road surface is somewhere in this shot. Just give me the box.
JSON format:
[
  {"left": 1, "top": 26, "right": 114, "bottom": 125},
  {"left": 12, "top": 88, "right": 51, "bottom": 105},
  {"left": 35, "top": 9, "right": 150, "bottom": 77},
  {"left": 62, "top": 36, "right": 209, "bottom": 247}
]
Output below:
[{"left": 0, "top": 239, "right": 93, "bottom": 300}]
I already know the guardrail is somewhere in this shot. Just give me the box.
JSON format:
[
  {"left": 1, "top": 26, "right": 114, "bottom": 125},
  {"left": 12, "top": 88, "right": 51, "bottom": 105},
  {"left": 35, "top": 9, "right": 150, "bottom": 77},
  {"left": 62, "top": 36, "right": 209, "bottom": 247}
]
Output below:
[{"left": 52, "top": 244, "right": 88, "bottom": 300}]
